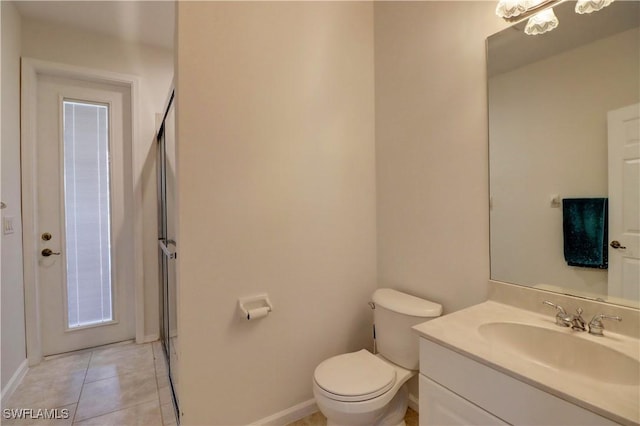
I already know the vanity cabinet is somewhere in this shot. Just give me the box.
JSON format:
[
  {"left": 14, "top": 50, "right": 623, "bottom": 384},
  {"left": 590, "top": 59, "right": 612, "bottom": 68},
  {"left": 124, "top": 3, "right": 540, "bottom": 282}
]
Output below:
[
  {"left": 420, "top": 375, "right": 507, "bottom": 425},
  {"left": 418, "top": 338, "right": 617, "bottom": 426}
]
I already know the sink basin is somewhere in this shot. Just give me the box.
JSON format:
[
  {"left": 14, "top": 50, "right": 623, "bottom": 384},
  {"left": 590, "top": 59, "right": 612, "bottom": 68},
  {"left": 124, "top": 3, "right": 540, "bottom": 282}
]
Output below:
[{"left": 478, "top": 322, "right": 640, "bottom": 385}]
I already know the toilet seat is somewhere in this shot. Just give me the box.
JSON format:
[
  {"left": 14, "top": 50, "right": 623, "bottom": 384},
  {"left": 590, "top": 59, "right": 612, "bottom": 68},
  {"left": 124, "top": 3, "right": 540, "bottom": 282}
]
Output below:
[{"left": 313, "top": 350, "right": 396, "bottom": 402}]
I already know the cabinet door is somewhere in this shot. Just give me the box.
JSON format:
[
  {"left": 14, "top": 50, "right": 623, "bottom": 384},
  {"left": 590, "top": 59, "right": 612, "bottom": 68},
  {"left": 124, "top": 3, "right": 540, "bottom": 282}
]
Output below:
[{"left": 419, "top": 375, "right": 508, "bottom": 426}]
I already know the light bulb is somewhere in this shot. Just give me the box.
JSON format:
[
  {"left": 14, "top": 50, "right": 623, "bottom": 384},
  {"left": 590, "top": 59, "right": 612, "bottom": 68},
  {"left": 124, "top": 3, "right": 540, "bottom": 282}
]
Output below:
[
  {"left": 525, "top": 8, "right": 559, "bottom": 35},
  {"left": 575, "top": 0, "right": 614, "bottom": 14}
]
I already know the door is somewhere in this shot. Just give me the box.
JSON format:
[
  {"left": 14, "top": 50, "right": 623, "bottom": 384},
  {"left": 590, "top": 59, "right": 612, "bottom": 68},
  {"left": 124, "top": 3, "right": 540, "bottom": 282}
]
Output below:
[
  {"left": 36, "top": 73, "right": 135, "bottom": 356},
  {"left": 608, "top": 103, "right": 640, "bottom": 302}
]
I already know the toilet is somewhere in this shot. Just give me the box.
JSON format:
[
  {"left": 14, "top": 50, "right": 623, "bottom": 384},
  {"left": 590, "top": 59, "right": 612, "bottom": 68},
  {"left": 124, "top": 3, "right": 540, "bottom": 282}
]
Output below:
[{"left": 313, "top": 288, "right": 442, "bottom": 426}]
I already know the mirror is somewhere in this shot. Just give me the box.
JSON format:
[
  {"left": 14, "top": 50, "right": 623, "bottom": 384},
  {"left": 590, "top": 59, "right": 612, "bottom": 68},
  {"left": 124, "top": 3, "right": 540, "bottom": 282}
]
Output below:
[{"left": 488, "top": 0, "right": 639, "bottom": 308}]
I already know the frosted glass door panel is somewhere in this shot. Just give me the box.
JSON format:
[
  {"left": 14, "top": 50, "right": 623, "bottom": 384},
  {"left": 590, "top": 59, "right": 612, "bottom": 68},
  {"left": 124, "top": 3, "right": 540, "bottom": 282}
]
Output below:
[{"left": 63, "top": 100, "right": 113, "bottom": 329}]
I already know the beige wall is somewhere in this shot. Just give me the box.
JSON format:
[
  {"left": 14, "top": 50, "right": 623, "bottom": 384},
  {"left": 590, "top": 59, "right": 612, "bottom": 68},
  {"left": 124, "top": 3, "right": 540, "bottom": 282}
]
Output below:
[
  {"left": 1, "top": 0, "right": 26, "bottom": 392},
  {"left": 374, "top": 1, "right": 506, "bottom": 398},
  {"left": 375, "top": 1, "right": 506, "bottom": 314},
  {"left": 176, "top": 2, "right": 376, "bottom": 424},
  {"left": 21, "top": 19, "right": 174, "bottom": 341},
  {"left": 489, "top": 28, "right": 639, "bottom": 296}
]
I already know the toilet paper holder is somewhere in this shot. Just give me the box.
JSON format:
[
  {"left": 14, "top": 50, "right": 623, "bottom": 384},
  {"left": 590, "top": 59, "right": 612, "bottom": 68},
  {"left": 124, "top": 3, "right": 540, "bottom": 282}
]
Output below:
[{"left": 238, "top": 294, "right": 273, "bottom": 320}]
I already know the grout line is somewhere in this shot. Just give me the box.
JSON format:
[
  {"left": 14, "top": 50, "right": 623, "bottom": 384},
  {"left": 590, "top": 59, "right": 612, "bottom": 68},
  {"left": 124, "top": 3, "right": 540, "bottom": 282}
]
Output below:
[
  {"left": 82, "top": 364, "right": 157, "bottom": 386},
  {"left": 11, "top": 343, "right": 158, "bottom": 425},
  {"left": 153, "top": 342, "right": 166, "bottom": 425},
  {"left": 81, "top": 361, "right": 157, "bottom": 387},
  {"left": 72, "top": 344, "right": 159, "bottom": 424},
  {"left": 81, "top": 343, "right": 156, "bottom": 385},
  {"left": 44, "top": 339, "right": 135, "bottom": 361},
  {"left": 72, "top": 350, "right": 93, "bottom": 425},
  {"left": 72, "top": 400, "right": 158, "bottom": 425},
  {"left": 154, "top": 342, "right": 177, "bottom": 426}
]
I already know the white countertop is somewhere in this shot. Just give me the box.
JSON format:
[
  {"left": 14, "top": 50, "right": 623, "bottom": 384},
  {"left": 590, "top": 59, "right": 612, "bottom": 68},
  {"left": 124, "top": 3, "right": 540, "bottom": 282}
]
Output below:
[{"left": 413, "top": 301, "right": 640, "bottom": 426}]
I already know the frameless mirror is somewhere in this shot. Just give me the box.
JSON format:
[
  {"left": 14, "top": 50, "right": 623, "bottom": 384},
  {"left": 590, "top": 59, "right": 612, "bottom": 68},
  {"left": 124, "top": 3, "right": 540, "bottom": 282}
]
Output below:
[{"left": 488, "top": 0, "right": 639, "bottom": 308}]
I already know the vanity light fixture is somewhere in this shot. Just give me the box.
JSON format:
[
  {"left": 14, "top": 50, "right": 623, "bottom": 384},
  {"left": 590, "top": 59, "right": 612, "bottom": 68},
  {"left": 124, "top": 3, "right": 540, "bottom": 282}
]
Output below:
[
  {"left": 496, "top": 0, "right": 616, "bottom": 35},
  {"left": 495, "top": 0, "right": 562, "bottom": 22},
  {"left": 575, "top": 0, "right": 615, "bottom": 14}
]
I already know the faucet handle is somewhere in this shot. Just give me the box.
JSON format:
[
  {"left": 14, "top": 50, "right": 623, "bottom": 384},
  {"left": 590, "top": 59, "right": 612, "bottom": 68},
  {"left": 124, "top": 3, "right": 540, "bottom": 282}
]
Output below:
[
  {"left": 543, "top": 300, "right": 567, "bottom": 314},
  {"left": 543, "top": 301, "right": 570, "bottom": 327},
  {"left": 588, "top": 314, "right": 622, "bottom": 336}
]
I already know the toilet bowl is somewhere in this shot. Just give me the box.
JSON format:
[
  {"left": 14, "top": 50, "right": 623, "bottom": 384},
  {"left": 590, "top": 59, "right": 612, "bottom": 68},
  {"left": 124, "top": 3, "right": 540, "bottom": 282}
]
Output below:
[
  {"left": 312, "top": 289, "right": 442, "bottom": 426},
  {"left": 313, "top": 349, "right": 414, "bottom": 426}
]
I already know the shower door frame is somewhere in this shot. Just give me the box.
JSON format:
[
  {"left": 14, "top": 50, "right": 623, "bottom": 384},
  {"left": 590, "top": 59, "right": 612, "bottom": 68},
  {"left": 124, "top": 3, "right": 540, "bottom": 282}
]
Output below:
[{"left": 156, "top": 89, "right": 180, "bottom": 421}]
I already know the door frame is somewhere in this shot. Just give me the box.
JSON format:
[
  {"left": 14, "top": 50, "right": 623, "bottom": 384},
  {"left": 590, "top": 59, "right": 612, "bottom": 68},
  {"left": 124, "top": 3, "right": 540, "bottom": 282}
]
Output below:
[{"left": 21, "top": 57, "right": 144, "bottom": 365}]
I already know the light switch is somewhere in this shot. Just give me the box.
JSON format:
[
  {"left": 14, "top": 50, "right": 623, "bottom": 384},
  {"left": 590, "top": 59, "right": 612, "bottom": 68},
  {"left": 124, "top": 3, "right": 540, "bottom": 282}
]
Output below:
[{"left": 3, "top": 216, "right": 15, "bottom": 235}]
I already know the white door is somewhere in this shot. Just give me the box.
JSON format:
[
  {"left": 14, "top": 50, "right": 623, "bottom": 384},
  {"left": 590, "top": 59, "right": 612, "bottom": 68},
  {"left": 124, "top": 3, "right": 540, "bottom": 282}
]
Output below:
[
  {"left": 36, "top": 73, "right": 135, "bottom": 356},
  {"left": 608, "top": 103, "right": 640, "bottom": 302}
]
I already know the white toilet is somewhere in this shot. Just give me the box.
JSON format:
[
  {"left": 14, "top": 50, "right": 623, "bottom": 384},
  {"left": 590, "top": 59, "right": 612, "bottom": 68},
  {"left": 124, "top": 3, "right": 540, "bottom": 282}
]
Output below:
[{"left": 313, "top": 288, "right": 442, "bottom": 426}]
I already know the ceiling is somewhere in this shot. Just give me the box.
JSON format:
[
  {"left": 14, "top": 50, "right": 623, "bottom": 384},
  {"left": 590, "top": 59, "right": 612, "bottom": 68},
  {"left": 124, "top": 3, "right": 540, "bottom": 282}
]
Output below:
[{"left": 14, "top": 1, "right": 175, "bottom": 50}]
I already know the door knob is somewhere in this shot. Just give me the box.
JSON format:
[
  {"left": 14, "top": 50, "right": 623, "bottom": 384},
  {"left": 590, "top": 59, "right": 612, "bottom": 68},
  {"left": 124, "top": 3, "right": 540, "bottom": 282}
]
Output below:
[
  {"left": 610, "top": 240, "right": 626, "bottom": 249},
  {"left": 41, "top": 248, "right": 61, "bottom": 257}
]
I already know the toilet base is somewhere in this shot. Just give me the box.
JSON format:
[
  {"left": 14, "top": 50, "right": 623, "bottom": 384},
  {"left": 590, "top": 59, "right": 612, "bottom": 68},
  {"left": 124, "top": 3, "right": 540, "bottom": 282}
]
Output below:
[
  {"left": 322, "top": 384, "right": 409, "bottom": 426},
  {"left": 328, "top": 420, "right": 406, "bottom": 426},
  {"left": 376, "top": 385, "right": 409, "bottom": 426}
]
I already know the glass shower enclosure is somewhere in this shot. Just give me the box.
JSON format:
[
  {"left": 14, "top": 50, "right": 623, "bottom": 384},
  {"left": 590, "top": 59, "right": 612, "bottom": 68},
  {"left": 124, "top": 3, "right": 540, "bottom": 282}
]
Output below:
[{"left": 157, "top": 90, "right": 179, "bottom": 422}]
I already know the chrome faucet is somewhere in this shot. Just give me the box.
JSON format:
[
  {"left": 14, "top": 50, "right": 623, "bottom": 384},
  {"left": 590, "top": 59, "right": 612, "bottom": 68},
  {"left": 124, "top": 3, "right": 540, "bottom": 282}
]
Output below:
[
  {"left": 588, "top": 314, "right": 622, "bottom": 336},
  {"left": 542, "top": 301, "right": 586, "bottom": 331}
]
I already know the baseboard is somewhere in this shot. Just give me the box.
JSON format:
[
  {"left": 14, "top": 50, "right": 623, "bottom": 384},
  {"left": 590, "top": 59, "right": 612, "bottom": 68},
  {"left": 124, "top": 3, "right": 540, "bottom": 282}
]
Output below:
[
  {"left": 250, "top": 398, "right": 318, "bottom": 426},
  {"left": 408, "top": 392, "right": 419, "bottom": 413},
  {"left": 1, "top": 359, "right": 29, "bottom": 407},
  {"left": 143, "top": 333, "right": 159, "bottom": 343}
]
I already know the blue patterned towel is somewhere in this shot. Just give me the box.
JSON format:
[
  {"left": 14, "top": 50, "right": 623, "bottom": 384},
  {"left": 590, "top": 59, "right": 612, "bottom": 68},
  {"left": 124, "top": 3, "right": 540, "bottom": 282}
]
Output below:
[{"left": 562, "top": 198, "right": 608, "bottom": 269}]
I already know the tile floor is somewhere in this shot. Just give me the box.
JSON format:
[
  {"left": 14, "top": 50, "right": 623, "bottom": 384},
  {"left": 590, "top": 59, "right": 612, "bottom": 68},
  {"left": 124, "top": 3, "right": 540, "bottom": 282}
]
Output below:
[
  {"left": 4, "top": 343, "right": 418, "bottom": 426},
  {"left": 2, "top": 341, "right": 177, "bottom": 426},
  {"left": 287, "top": 407, "right": 419, "bottom": 426}
]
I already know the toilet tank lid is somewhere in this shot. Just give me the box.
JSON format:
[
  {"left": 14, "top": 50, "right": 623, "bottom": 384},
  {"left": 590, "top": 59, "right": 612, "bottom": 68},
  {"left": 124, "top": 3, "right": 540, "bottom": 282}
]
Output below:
[{"left": 372, "top": 288, "right": 442, "bottom": 317}]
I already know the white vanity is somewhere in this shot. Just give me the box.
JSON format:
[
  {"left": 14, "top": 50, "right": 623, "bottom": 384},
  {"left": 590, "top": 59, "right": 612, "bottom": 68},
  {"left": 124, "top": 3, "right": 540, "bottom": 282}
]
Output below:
[
  {"left": 413, "top": 298, "right": 640, "bottom": 426},
  {"left": 443, "top": 0, "right": 640, "bottom": 422}
]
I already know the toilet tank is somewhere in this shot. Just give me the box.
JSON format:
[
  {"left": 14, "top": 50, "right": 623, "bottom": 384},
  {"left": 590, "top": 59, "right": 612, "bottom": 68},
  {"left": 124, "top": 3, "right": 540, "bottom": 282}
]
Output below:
[{"left": 372, "top": 288, "right": 442, "bottom": 370}]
